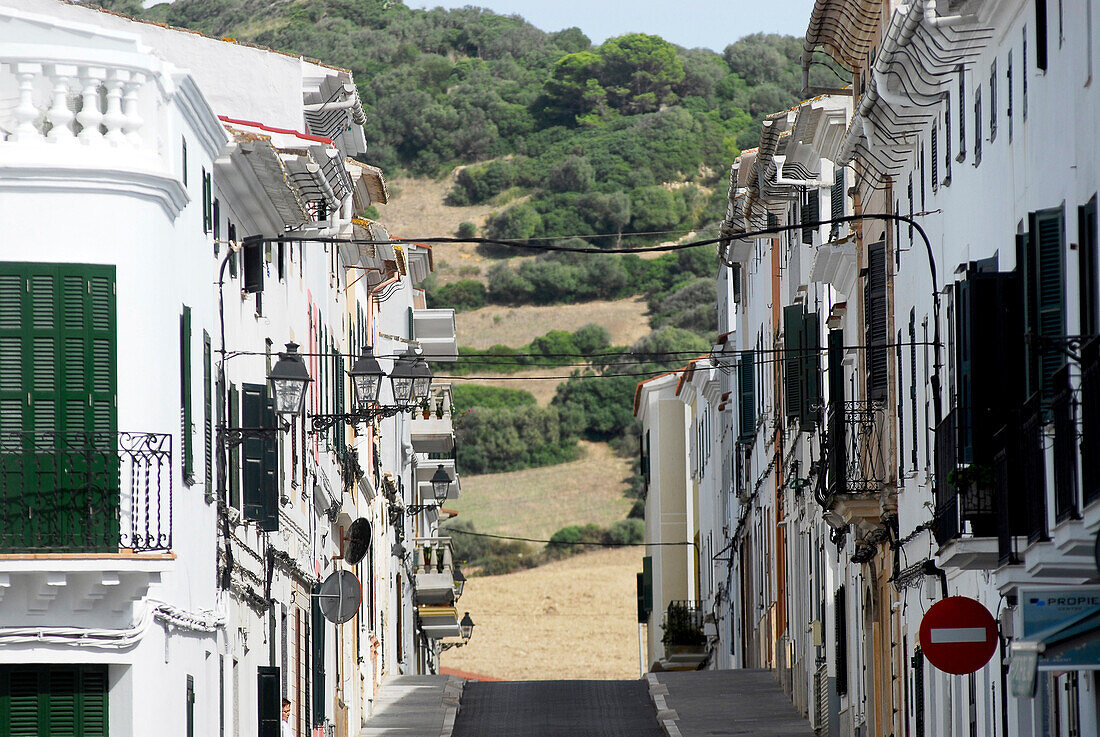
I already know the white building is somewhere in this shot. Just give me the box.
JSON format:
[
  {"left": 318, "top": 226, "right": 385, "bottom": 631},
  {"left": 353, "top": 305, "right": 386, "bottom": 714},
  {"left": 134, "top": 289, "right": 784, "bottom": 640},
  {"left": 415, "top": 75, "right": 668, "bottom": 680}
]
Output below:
[
  {"left": 644, "top": 0, "right": 1100, "bottom": 736},
  {"left": 0, "top": 3, "right": 464, "bottom": 736}
]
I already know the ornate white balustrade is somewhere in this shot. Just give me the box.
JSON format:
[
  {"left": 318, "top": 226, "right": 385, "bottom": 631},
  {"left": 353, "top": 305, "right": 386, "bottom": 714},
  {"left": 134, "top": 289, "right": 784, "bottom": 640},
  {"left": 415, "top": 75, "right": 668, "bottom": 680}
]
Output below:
[{"left": 2, "top": 59, "right": 155, "bottom": 147}]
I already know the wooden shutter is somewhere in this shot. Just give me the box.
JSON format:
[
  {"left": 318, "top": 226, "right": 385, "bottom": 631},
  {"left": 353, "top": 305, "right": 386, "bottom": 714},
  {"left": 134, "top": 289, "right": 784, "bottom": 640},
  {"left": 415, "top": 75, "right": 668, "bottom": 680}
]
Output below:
[
  {"left": 241, "top": 383, "right": 265, "bottom": 522},
  {"left": 784, "top": 305, "right": 805, "bottom": 419},
  {"left": 0, "top": 665, "right": 108, "bottom": 737},
  {"left": 1036, "top": 0, "right": 1049, "bottom": 70},
  {"left": 865, "top": 242, "right": 889, "bottom": 401},
  {"left": 186, "top": 674, "right": 195, "bottom": 737},
  {"left": 802, "top": 311, "right": 822, "bottom": 425},
  {"left": 228, "top": 224, "right": 238, "bottom": 279},
  {"left": 831, "top": 169, "right": 845, "bottom": 222},
  {"left": 311, "top": 584, "right": 326, "bottom": 725},
  {"left": 181, "top": 305, "right": 194, "bottom": 482},
  {"left": 228, "top": 384, "right": 240, "bottom": 509},
  {"left": 243, "top": 236, "right": 265, "bottom": 294},
  {"left": 738, "top": 350, "right": 756, "bottom": 443},
  {"left": 260, "top": 393, "right": 279, "bottom": 532},
  {"left": 257, "top": 666, "right": 280, "bottom": 737},
  {"left": 204, "top": 332, "right": 213, "bottom": 494},
  {"left": 834, "top": 585, "right": 848, "bottom": 695},
  {"left": 931, "top": 125, "right": 939, "bottom": 188},
  {"left": 1079, "top": 198, "right": 1099, "bottom": 338},
  {"left": 202, "top": 169, "right": 211, "bottom": 234},
  {"left": 802, "top": 191, "right": 819, "bottom": 244},
  {"left": 1028, "top": 208, "right": 1066, "bottom": 401}
]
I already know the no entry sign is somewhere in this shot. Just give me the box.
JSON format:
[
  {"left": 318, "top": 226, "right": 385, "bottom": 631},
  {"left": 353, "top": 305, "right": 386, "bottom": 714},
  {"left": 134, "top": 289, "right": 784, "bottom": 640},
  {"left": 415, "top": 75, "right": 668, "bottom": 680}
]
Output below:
[{"left": 919, "top": 596, "right": 998, "bottom": 675}]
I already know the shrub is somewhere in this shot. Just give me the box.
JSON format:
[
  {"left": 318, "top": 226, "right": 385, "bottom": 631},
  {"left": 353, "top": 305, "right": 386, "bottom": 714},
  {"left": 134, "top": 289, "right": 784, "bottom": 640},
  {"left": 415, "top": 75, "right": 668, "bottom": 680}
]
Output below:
[
  {"left": 602, "top": 518, "right": 644, "bottom": 545},
  {"left": 547, "top": 155, "right": 595, "bottom": 192},
  {"left": 545, "top": 523, "right": 604, "bottom": 559},
  {"left": 427, "top": 279, "right": 486, "bottom": 312},
  {"left": 456, "top": 404, "right": 582, "bottom": 475},
  {"left": 456, "top": 221, "right": 478, "bottom": 239},
  {"left": 451, "top": 385, "right": 537, "bottom": 413},
  {"left": 448, "top": 161, "right": 516, "bottom": 205}
]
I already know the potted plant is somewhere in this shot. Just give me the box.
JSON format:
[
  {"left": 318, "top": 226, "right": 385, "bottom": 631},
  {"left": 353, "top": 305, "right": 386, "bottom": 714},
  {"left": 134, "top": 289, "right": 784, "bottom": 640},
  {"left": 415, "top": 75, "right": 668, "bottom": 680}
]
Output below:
[
  {"left": 421, "top": 399, "right": 431, "bottom": 419},
  {"left": 661, "top": 602, "right": 706, "bottom": 661}
]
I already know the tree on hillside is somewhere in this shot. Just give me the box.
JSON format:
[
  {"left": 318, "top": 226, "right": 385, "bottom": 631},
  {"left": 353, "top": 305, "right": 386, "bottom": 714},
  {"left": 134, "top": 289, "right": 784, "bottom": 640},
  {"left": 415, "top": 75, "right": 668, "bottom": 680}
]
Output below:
[
  {"left": 598, "top": 33, "right": 685, "bottom": 114},
  {"left": 534, "top": 51, "right": 607, "bottom": 125}
]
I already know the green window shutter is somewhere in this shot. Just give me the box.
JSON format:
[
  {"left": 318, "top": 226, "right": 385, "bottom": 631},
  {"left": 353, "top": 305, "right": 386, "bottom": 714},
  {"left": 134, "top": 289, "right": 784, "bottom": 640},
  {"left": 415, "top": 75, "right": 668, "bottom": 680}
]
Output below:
[
  {"left": 784, "top": 305, "right": 805, "bottom": 419},
  {"left": 186, "top": 675, "right": 195, "bottom": 737},
  {"left": 738, "top": 350, "right": 756, "bottom": 443},
  {"left": 801, "top": 311, "right": 822, "bottom": 425},
  {"left": 335, "top": 348, "right": 345, "bottom": 452},
  {"left": 257, "top": 667, "right": 280, "bottom": 737},
  {"left": 229, "top": 384, "right": 240, "bottom": 509},
  {"left": 204, "top": 332, "right": 213, "bottom": 494},
  {"left": 261, "top": 393, "right": 279, "bottom": 532},
  {"left": 241, "top": 383, "right": 265, "bottom": 523},
  {"left": 828, "top": 329, "right": 845, "bottom": 405},
  {"left": 180, "top": 306, "right": 193, "bottom": 482},
  {"left": 0, "top": 665, "right": 108, "bottom": 737},
  {"left": 830, "top": 169, "right": 845, "bottom": 222},
  {"left": 835, "top": 585, "right": 848, "bottom": 695},
  {"left": 312, "top": 584, "right": 326, "bottom": 725},
  {"left": 202, "top": 169, "right": 210, "bottom": 234},
  {"left": 1029, "top": 207, "right": 1066, "bottom": 401},
  {"left": 865, "top": 241, "right": 889, "bottom": 401},
  {"left": 1080, "top": 198, "right": 1098, "bottom": 337}
]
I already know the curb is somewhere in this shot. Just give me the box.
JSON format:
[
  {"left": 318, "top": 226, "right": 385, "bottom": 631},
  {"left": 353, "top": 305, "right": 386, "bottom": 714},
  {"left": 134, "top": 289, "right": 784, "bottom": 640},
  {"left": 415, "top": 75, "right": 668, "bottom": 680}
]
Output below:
[
  {"left": 440, "top": 676, "right": 466, "bottom": 737},
  {"left": 645, "top": 673, "right": 682, "bottom": 737}
]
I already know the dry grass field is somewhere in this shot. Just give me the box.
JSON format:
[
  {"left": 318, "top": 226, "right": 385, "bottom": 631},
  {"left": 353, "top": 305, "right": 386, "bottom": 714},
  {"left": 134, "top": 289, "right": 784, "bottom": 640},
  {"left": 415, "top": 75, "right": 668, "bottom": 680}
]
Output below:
[
  {"left": 456, "top": 297, "right": 650, "bottom": 349},
  {"left": 440, "top": 545, "right": 644, "bottom": 681},
  {"left": 450, "top": 441, "right": 634, "bottom": 540}
]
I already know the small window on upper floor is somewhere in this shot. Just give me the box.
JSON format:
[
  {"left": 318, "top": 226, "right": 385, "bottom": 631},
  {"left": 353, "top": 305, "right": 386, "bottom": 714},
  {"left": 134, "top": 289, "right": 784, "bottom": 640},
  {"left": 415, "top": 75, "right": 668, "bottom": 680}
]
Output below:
[
  {"left": 957, "top": 66, "right": 967, "bottom": 162},
  {"left": 974, "top": 85, "right": 983, "bottom": 166},
  {"left": 989, "top": 60, "right": 998, "bottom": 142},
  {"left": 181, "top": 137, "right": 188, "bottom": 187}
]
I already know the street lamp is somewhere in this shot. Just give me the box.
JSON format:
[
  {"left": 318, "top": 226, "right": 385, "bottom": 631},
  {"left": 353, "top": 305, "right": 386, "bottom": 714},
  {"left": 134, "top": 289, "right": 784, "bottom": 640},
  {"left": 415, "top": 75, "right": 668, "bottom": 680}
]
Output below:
[
  {"left": 452, "top": 564, "right": 466, "bottom": 598},
  {"left": 267, "top": 342, "right": 311, "bottom": 418},
  {"left": 389, "top": 350, "right": 418, "bottom": 405},
  {"left": 441, "top": 611, "right": 475, "bottom": 651},
  {"left": 349, "top": 345, "right": 385, "bottom": 408},
  {"left": 430, "top": 464, "right": 452, "bottom": 505},
  {"left": 410, "top": 352, "right": 433, "bottom": 403}
]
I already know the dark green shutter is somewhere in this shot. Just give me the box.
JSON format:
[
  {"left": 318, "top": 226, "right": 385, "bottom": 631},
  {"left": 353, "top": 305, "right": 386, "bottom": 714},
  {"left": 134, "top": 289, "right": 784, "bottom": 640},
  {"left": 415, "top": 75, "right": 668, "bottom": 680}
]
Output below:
[
  {"left": 243, "top": 236, "right": 264, "bottom": 294},
  {"left": 1036, "top": 0, "right": 1048, "bottom": 70},
  {"left": 802, "top": 191, "right": 819, "bottom": 244},
  {"left": 642, "top": 555, "right": 653, "bottom": 619},
  {"left": 784, "top": 305, "right": 805, "bottom": 419},
  {"left": 1080, "top": 198, "right": 1099, "bottom": 338},
  {"left": 955, "top": 279, "right": 974, "bottom": 463},
  {"left": 0, "top": 264, "right": 117, "bottom": 552},
  {"left": 801, "top": 311, "right": 822, "bottom": 425},
  {"left": 202, "top": 170, "right": 211, "bottom": 234},
  {"left": 835, "top": 585, "right": 848, "bottom": 695},
  {"left": 257, "top": 667, "right": 280, "bottom": 737},
  {"left": 261, "top": 393, "right": 279, "bottom": 532},
  {"left": 185, "top": 675, "right": 194, "bottom": 737},
  {"left": 0, "top": 665, "right": 108, "bottom": 737},
  {"left": 242, "top": 384, "right": 278, "bottom": 530},
  {"left": 181, "top": 306, "right": 193, "bottom": 482},
  {"left": 204, "top": 332, "right": 213, "bottom": 495},
  {"left": 229, "top": 384, "right": 240, "bottom": 509},
  {"left": 865, "top": 241, "right": 889, "bottom": 401},
  {"left": 1027, "top": 208, "right": 1066, "bottom": 401},
  {"left": 830, "top": 169, "right": 845, "bottom": 222},
  {"left": 738, "top": 350, "right": 756, "bottom": 443},
  {"left": 312, "top": 584, "right": 326, "bottom": 725}
]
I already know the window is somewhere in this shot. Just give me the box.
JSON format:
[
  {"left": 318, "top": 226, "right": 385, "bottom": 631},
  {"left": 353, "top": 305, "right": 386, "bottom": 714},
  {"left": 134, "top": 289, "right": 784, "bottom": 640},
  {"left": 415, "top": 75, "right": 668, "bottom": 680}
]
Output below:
[
  {"left": 865, "top": 241, "right": 889, "bottom": 401},
  {"left": 974, "top": 85, "right": 983, "bottom": 165},
  {"left": 1023, "top": 26, "right": 1030, "bottom": 117},
  {"left": 783, "top": 307, "right": 821, "bottom": 424},
  {"left": 989, "top": 60, "right": 998, "bottom": 141},
  {"left": 1008, "top": 51, "right": 1014, "bottom": 141},
  {"left": 241, "top": 383, "right": 278, "bottom": 531},
  {"left": 0, "top": 665, "right": 108, "bottom": 736},
  {"left": 831, "top": 167, "right": 846, "bottom": 224},
  {"left": 835, "top": 585, "right": 848, "bottom": 695},
  {"left": 186, "top": 674, "right": 195, "bottom": 737},
  {"left": 204, "top": 332, "right": 213, "bottom": 497},
  {"left": 1080, "top": 196, "right": 1099, "bottom": 337},
  {"left": 213, "top": 199, "right": 220, "bottom": 255},
  {"left": 181, "top": 137, "right": 188, "bottom": 186},
  {"left": 957, "top": 66, "right": 967, "bottom": 161},
  {"left": 1024, "top": 207, "right": 1067, "bottom": 401},
  {"left": 201, "top": 169, "right": 212, "bottom": 234},
  {"left": 257, "top": 667, "right": 280, "bottom": 737},
  {"left": 181, "top": 305, "right": 194, "bottom": 482},
  {"left": 738, "top": 350, "right": 756, "bottom": 443},
  {"left": 1037, "top": 0, "right": 1049, "bottom": 71},
  {"left": 932, "top": 125, "right": 940, "bottom": 191},
  {"left": 944, "top": 99, "right": 953, "bottom": 184},
  {"left": 0, "top": 264, "right": 118, "bottom": 551},
  {"left": 908, "top": 173, "right": 915, "bottom": 240},
  {"left": 227, "top": 223, "right": 238, "bottom": 279},
  {"left": 919, "top": 146, "right": 926, "bottom": 210},
  {"left": 802, "top": 189, "right": 819, "bottom": 244}
]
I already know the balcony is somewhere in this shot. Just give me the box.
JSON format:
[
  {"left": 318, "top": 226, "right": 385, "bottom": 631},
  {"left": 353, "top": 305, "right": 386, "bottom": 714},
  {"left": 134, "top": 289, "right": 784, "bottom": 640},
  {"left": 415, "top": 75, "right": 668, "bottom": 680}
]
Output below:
[
  {"left": 1083, "top": 338, "right": 1100, "bottom": 506},
  {"left": 412, "top": 537, "right": 457, "bottom": 605},
  {"left": 417, "top": 605, "right": 461, "bottom": 639},
  {"left": 0, "top": 431, "right": 173, "bottom": 554},
  {"left": 0, "top": 10, "right": 193, "bottom": 216},
  {"left": 0, "top": 431, "right": 173, "bottom": 622},
  {"left": 410, "top": 384, "right": 455, "bottom": 455},
  {"left": 823, "top": 400, "right": 890, "bottom": 526},
  {"left": 660, "top": 600, "right": 708, "bottom": 669},
  {"left": 932, "top": 409, "right": 999, "bottom": 570},
  {"left": 412, "top": 309, "right": 458, "bottom": 362},
  {"left": 995, "top": 395, "right": 1049, "bottom": 565}
]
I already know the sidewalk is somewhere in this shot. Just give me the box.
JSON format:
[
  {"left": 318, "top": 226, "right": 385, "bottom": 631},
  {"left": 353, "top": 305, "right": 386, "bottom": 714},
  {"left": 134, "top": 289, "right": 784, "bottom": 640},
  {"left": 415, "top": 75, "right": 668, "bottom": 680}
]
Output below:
[
  {"left": 359, "top": 675, "right": 465, "bottom": 737},
  {"left": 647, "top": 670, "right": 815, "bottom": 737}
]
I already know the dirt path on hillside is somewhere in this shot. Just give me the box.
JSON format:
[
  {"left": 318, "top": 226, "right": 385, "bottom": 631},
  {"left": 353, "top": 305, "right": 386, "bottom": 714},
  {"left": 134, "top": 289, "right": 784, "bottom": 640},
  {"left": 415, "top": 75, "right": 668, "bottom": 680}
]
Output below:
[{"left": 440, "top": 545, "right": 643, "bottom": 680}]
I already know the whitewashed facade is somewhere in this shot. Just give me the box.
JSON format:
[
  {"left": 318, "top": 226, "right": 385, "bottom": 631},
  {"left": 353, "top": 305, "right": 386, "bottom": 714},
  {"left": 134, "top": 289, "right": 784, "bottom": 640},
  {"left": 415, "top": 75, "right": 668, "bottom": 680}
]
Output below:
[{"left": 0, "top": 3, "right": 463, "bottom": 736}]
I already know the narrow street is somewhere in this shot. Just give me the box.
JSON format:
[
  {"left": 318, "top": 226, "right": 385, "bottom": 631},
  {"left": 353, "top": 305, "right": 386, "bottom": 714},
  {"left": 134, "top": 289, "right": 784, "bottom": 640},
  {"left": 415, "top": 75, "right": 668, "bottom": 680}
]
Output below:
[
  {"left": 363, "top": 670, "right": 815, "bottom": 736},
  {"left": 452, "top": 680, "right": 665, "bottom": 737}
]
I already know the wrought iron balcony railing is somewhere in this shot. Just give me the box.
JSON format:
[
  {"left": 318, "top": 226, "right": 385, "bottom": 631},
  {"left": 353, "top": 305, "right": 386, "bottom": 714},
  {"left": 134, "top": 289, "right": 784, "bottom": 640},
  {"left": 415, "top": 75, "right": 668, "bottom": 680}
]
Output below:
[
  {"left": 662, "top": 600, "right": 706, "bottom": 648},
  {"left": 1051, "top": 367, "right": 1080, "bottom": 523},
  {"left": 0, "top": 431, "right": 172, "bottom": 553},
  {"left": 932, "top": 408, "right": 997, "bottom": 546},
  {"left": 1083, "top": 337, "right": 1100, "bottom": 506},
  {"left": 825, "top": 400, "right": 888, "bottom": 497}
]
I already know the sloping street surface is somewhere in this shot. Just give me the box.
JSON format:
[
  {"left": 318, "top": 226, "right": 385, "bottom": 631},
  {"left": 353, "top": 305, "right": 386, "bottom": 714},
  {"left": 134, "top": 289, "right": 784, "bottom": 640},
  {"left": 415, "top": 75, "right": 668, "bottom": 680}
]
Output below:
[
  {"left": 452, "top": 679, "right": 665, "bottom": 737},
  {"left": 650, "top": 670, "right": 815, "bottom": 736},
  {"left": 360, "top": 675, "right": 462, "bottom": 737}
]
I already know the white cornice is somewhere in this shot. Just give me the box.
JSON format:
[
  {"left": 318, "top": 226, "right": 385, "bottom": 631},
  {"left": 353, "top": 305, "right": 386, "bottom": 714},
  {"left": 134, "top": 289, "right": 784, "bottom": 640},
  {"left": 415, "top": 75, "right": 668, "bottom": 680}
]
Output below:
[
  {"left": 171, "top": 72, "right": 230, "bottom": 160},
  {"left": 0, "top": 164, "right": 188, "bottom": 218}
]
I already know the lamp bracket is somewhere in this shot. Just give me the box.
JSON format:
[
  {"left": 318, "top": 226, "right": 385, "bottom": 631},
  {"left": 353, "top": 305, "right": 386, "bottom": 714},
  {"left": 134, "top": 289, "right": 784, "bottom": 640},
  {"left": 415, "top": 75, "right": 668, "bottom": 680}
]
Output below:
[
  {"left": 218, "top": 423, "right": 290, "bottom": 448},
  {"left": 309, "top": 404, "right": 416, "bottom": 434},
  {"left": 404, "top": 503, "right": 442, "bottom": 515}
]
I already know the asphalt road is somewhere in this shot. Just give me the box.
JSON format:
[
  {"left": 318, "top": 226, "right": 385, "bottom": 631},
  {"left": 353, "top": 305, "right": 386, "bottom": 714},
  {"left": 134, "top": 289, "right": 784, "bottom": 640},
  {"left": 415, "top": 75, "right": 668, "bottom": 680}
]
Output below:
[{"left": 451, "top": 679, "right": 665, "bottom": 737}]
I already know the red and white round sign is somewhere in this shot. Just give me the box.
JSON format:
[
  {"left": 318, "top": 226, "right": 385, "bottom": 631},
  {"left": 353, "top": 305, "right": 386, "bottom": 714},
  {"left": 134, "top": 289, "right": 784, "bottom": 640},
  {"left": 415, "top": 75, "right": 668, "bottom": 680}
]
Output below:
[{"left": 918, "top": 596, "right": 998, "bottom": 675}]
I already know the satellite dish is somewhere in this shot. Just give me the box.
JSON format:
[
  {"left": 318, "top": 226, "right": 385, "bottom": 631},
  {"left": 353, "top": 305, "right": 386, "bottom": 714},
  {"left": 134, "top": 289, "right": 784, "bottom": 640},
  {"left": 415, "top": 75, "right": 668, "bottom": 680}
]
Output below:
[
  {"left": 317, "top": 570, "right": 362, "bottom": 624},
  {"left": 344, "top": 518, "right": 372, "bottom": 566}
]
